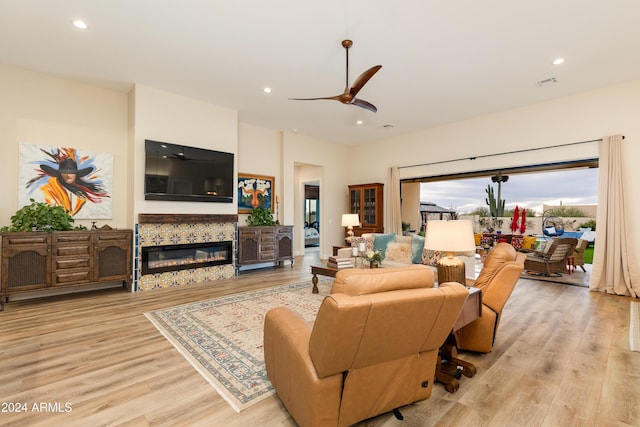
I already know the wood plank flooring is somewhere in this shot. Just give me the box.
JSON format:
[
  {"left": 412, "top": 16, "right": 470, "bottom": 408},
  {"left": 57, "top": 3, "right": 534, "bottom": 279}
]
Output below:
[{"left": 1, "top": 251, "right": 638, "bottom": 427}]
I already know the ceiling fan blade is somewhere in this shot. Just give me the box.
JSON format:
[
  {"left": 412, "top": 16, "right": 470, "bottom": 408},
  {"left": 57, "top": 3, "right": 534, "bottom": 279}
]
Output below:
[
  {"left": 351, "top": 98, "right": 378, "bottom": 113},
  {"left": 288, "top": 95, "right": 342, "bottom": 101},
  {"left": 350, "top": 65, "right": 382, "bottom": 97}
]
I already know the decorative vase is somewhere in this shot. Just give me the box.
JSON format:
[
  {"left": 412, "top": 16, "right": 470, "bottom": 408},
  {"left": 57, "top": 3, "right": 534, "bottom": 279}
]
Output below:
[
  {"left": 370, "top": 261, "right": 378, "bottom": 268},
  {"left": 481, "top": 234, "right": 493, "bottom": 248},
  {"left": 511, "top": 235, "right": 524, "bottom": 249}
]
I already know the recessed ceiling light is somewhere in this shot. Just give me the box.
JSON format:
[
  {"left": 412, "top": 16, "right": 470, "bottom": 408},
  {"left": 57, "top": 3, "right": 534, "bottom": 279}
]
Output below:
[
  {"left": 73, "top": 20, "right": 88, "bottom": 30},
  {"left": 553, "top": 58, "right": 565, "bottom": 65},
  {"left": 263, "top": 87, "right": 272, "bottom": 94},
  {"left": 356, "top": 120, "right": 363, "bottom": 125}
]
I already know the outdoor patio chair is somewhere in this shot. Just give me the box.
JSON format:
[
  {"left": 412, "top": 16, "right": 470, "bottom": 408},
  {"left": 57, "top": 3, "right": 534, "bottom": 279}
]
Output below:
[
  {"left": 523, "top": 237, "right": 578, "bottom": 276},
  {"left": 572, "top": 239, "right": 588, "bottom": 272}
]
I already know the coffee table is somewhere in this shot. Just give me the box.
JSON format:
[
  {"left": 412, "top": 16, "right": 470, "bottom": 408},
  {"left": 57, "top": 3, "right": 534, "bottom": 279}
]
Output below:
[
  {"left": 310, "top": 265, "right": 341, "bottom": 293},
  {"left": 310, "top": 262, "right": 377, "bottom": 293}
]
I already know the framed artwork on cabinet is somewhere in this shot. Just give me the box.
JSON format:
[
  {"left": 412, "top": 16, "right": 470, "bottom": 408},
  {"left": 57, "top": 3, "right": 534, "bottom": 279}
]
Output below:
[{"left": 237, "top": 173, "right": 275, "bottom": 213}]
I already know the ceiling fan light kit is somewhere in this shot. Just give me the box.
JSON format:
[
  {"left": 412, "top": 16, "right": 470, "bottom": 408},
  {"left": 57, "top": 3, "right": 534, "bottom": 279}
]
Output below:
[{"left": 290, "top": 39, "right": 382, "bottom": 112}]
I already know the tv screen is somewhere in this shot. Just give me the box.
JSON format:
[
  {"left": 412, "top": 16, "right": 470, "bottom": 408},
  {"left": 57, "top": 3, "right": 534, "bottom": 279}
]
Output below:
[{"left": 144, "top": 139, "right": 234, "bottom": 203}]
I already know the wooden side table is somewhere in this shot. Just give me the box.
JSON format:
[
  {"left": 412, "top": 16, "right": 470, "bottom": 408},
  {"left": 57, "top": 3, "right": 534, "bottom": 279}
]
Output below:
[{"left": 436, "top": 287, "right": 482, "bottom": 393}]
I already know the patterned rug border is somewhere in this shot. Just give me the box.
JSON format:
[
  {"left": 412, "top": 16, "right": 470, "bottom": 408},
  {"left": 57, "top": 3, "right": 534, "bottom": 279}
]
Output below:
[{"left": 144, "top": 278, "right": 332, "bottom": 412}]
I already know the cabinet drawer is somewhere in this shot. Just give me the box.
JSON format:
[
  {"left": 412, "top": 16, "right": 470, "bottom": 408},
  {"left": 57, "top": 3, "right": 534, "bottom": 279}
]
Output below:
[
  {"left": 53, "top": 269, "right": 92, "bottom": 285},
  {"left": 3, "top": 234, "right": 49, "bottom": 245},
  {"left": 56, "top": 245, "right": 91, "bottom": 257},
  {"left": 55, "top": 257, "right": 91, "bottom": 270},
  {"left": 97, "top": 231, "right": 131, "bottom": 241},
  {"left": 261, "top": 243, "right": 275, "bottom": 252},
  {"left": 260, "top": 251, "right": 276, "bottom": 261},
  {"left": 54, "top": 233, "right": 92, "bottom": 244}
]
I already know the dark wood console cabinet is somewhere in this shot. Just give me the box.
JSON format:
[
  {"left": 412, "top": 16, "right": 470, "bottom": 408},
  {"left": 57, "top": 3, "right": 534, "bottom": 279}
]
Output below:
[
  {"left": 0, "top": 229, "right": 132, "bottom": 310},
  {"left": 237, "top": 226, "right": 294, "bottom": 272}
]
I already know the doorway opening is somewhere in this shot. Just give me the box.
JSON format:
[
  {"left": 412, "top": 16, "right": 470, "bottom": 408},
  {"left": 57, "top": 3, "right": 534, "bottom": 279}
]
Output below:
[
  {"left": 304, "top": 184, "right": 320, "bottom": 249},
  {"left": 404, "top": 160, "right": 598, "bottom": 282}
]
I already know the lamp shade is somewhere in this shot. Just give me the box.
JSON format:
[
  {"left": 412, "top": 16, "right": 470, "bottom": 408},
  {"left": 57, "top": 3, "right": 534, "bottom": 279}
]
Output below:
[
  {"left": 424, "top": 220, "right": 475, "bottom": 253},
  {"left": 341, "top": 214, "right": 361, "bottom": 227}
]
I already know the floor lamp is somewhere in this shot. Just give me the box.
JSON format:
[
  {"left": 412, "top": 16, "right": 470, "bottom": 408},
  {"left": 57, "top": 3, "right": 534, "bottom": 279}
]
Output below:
[
  {"left": 341, "top": 214, "right": 360, "bottom": 244},
  {"left": 424, "top": 220, "right": 476, "bottom": 284}
]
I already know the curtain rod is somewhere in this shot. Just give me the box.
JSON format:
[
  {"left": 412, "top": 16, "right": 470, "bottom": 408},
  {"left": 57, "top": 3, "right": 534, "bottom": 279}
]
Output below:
[{"left": 398, "top": 135, "right": 625, "bottom": 170}]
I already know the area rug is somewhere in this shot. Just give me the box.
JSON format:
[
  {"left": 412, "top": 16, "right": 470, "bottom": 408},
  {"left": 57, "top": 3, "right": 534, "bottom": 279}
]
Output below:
[
  {"left": 519, "top": 268, "right": 590, "bottom": 288},
  {"left": 631, "top": 301, "right": 640, "bottom": 352},
  {"left": 144, "top": 279, "right": 331, "bottom": 412}
]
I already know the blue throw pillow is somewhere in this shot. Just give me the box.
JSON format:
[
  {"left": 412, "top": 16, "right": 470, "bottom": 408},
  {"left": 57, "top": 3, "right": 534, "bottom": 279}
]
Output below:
[
  {"left": 373, "top": 233, "right": 396, "bottom": 258},
  {"left": 411, "top": 234, "right": 425, "bottom": 264}
]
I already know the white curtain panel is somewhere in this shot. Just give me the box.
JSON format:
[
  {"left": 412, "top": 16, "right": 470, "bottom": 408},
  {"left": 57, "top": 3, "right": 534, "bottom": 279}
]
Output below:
[
  {"left": 384, "top": 165, "right": 402, "bottom": 235},
  {"left": 589, "top": 134, "right": 640, "bottom": 297}
]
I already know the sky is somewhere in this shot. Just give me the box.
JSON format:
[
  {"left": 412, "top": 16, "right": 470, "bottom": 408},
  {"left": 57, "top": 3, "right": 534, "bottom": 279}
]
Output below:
[{"left": 419, "top": 168, "right": 599, "bottom": 216}]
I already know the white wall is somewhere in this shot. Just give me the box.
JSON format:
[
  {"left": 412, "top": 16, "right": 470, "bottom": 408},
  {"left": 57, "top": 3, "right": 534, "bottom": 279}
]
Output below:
[
  {"left": 0, "top": 64, "right": 129, "bottom": 229},
  {"left": 237, "top": 123, "right": 282, "bottom": 226},
  {"left": 346, "top": 80, "right": 640, "bottom": 258},
  {"left": 130, "top": 85, "right": 238, "bottom": 219}
]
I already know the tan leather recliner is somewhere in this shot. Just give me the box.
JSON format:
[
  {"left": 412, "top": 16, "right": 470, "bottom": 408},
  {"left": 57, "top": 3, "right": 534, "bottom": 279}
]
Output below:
[
  {"left": 454, "top": 243, "right": 525, "bottom": 353},
  {"left": 264, "top": 265, "right": 468, "bottom": 427}
]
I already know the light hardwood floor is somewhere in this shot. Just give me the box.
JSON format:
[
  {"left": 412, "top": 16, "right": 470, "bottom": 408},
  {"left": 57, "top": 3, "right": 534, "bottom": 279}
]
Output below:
[{"left": 1, "top": 251, "right": 638, "bottom": 427}]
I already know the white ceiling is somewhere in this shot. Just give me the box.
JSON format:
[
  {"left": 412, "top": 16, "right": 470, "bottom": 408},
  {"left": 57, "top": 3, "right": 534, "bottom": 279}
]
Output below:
[{"left": 2, "top": 1, "right": 640, "bottom": 145}]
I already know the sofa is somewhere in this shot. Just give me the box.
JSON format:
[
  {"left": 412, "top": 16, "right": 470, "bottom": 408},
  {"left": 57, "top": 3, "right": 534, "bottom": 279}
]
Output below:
[
  {"left": 338, "top": 232, "right": 478, "bottom": 280},
  {"left": 264, "top": 265, "right": 469, "bottom": 427}
]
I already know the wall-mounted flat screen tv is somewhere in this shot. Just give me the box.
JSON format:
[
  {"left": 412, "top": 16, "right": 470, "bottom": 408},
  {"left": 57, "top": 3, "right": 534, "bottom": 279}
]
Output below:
[{"left": 144, "top": 139, "right": 234, "bottom": 203}]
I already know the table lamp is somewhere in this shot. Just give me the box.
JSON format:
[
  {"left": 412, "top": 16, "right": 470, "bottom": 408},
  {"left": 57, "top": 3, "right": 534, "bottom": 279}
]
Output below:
[
  {"left": 424, "top": 220, "right": 475, "bottom": 284},
  {"left": 341, "top": 214, "right": 360, "bottom": 244}
]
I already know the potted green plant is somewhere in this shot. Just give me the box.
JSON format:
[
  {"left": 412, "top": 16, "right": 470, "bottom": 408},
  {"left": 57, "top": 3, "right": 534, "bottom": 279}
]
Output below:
[
  {"left": 0, "top": 199, "right": 86, "bottom": 232},
  {"left": 246, "top": 206, "right": 277, "bottom": 226}
]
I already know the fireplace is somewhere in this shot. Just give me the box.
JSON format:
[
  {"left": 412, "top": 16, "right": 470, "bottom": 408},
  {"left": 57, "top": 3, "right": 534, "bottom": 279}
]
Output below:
[
  {"left": 136, "top": 214, "right": 238, "bottom": 291},
  {"left": 141, "top": 241, "right": 233, "bottom": 275}
]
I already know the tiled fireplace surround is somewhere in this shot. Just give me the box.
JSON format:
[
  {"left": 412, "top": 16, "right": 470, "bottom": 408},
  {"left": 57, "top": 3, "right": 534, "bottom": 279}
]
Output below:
[{"left": 135, "top": 213, "right": 238, "bottom": 291}]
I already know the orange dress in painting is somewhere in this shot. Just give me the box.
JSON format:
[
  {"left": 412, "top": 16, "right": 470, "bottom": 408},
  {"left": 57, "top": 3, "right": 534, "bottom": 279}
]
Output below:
[{"left": 41, "top": 177, "right": 86, "bottom": 216}]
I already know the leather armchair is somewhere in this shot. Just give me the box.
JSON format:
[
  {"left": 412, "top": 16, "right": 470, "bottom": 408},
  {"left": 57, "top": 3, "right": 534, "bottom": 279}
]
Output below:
[
  {"left": 264, "top": 265, "right": 468, "bottom": 427},
  {"left": 454, "top": 243, "right": 525, "bottom": 353}
]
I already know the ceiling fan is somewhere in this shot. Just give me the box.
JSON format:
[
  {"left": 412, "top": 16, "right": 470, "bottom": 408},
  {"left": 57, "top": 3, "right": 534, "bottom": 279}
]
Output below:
[{"left": 290, "top": 39, "right": 382, "bottom": 113}]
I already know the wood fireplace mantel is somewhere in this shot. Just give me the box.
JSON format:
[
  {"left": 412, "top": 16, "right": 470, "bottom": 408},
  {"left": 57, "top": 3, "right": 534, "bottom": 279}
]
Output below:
[{"left": 138, "top": 214, "right": 238, "bottom": 224}]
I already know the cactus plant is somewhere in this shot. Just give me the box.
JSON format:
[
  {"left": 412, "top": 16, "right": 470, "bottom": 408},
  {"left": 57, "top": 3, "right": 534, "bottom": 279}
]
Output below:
[{"left": 485, "top": 184, "right": 505, "bottom": 217}]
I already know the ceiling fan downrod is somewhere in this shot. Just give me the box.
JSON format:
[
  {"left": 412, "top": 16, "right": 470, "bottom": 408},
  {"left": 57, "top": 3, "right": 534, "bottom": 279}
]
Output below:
[{"left": 342, "top": 39, "right": 352, "bottom": 89}]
